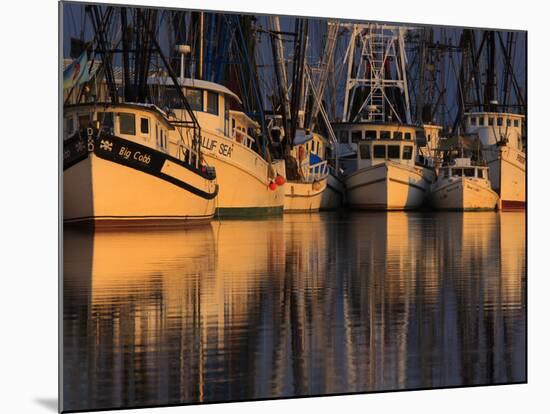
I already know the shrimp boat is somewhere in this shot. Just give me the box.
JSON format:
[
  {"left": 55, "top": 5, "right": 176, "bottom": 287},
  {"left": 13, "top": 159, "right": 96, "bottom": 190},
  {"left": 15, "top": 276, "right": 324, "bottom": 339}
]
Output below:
[
  {"left": 63, "top": 104, "right": 218, "bottom": 225},
  {"left": 63, "top": 9, "right": 218, "bottom": 226},
  {"left": 157, "top": 78, "right": 286, "bottom": 218},
  {"left": 283, "top": 130, "right": 329, "bottom": 212},
  {"left": 430, "top": 158, "right": 499, "bottom": 211},
  {"left": 333, "top": 24, "right": 435, "bottom": 210},
  {"left": 463, "top": 112, "right": 525, "bottom": 209},
  {"left": 334, "top": 123, "right": 434, "bottom": 210}
]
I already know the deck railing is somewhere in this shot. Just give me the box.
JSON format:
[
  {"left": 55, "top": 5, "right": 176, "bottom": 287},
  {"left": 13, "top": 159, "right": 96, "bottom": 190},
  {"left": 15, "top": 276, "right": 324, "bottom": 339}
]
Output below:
[
  {"left": 303, "top": 160, "right": 329, "bottom": 182},
  {"left": 232, "top": 128, "right": 256, "bottom": 150}
]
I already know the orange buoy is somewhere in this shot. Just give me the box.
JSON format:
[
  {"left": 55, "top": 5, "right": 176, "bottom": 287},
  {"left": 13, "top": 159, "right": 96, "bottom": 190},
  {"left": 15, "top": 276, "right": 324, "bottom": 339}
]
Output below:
[
  {"left": 275, "top": 175, "right": 286, "bottom": 186},
  {"left": 268, "top": 181, "right": 277, "bottom": 191}
]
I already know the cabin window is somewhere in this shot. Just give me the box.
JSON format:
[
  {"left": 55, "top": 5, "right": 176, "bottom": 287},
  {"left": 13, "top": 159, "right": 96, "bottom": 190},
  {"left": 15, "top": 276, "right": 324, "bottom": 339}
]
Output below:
[
  {"left": 479, "top": 117, "right": 485, "bottom": 126},
  {"left": 338, "top": 130, "right": 349, "bottom": 143},
  {"left": 159, "top": 129, "right": 167, "bottom": 149},
  {"left": 488, "top": 117, "right": 494, "bottom": 126},
  {"left": 365, "top": 130, "right": 377, "bottom": 140},
  {"left": 380, "top": 130, "right": 391, "bottom": 139},
  {"left": 224, "top": 98, "right": 230, "bottom": 136},
  {"left": 507, "top": 118, "right": 512, "bottom": 127},
  {"left": 404, "top": 132, "right": 412, "bottom": 140},
  {"left": 119, "top": 113, "right": 136, "bottom": 135},
  {"left": 402, "top": 145, "right": 413, "bottom": 160},
  {"left": 387, "top": 145, "right": 400, "bottom": 159},
  {"left": 373, "top": 145, "right": 386, "bottom": 159},
  {"left": 140, "top": 117, "right": 150, "bottom": 134},
  {"left": 64, "top": 116, "right": 75, "bottom": 135},
  {"left": 206, "top": 91, "right": 219, "bottom": 115},
  {"left": 477, "top": 169, "right": 484, "bottom": 178},
  {"left": 464, "top": 168, "right": 475, "bottom": 177},
  {"left": 359, "top": 144, "right": 371, "bottom": 159},
  {"left": 394, "top": 131, "right": 403, "bottom": 140},
  {"left": 497, "top": 117, "right": 503, "bottom": 126},
  {"left": 184, "top": 88, "right": 203, "bottom": 112},
  {"left": 78, "top": 113, "right": 91, "bottom": 129},
  {"left": 514, "top": 119, "right": 519, "bottom": 127},
  {"left": 351, "top": 131, "right": 362, "bottom": 143},
  {"left": 453, "top": 169, "right": 463, "bottom": 177},
  {"left": 471, "top": 117, "right": 477, "bottom": 126},
  {"left": 98, "top": 112, "right": 114, "bottom": 133}
]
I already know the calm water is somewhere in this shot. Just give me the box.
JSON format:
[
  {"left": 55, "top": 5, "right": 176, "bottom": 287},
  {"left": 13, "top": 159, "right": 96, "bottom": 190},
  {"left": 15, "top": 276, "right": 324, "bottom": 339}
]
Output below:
[{"left": 62, "top": 211, "right": 526, "bottom": 412}]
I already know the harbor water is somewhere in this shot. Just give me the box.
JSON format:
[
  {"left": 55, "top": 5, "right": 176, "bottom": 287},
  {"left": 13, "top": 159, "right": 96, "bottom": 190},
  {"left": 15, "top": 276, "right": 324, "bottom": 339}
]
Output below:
[{"left": 62, "top": 211, "right": 526, "bottom": 411}]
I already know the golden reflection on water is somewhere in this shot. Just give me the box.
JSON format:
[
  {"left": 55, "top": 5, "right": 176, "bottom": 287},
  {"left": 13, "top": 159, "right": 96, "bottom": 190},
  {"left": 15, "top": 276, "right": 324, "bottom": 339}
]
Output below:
[{"left": 63, "top": 211, "right": 526, "bottom": 412}]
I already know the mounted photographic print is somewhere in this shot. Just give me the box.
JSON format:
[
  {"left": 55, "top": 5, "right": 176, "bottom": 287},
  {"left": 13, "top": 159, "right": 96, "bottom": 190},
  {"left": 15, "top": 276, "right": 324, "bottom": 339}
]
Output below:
[{"left": 60, "top": 1, "right": 527, "bottom": 412}]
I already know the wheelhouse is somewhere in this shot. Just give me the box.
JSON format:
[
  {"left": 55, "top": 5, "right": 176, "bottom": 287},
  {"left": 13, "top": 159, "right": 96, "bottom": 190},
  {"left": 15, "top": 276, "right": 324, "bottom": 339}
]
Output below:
[
  {"left": 463, "top": 112, "right": 524, "bottom": 151},
  {"left": 288, "top": 130, "right": 329, "bottom": 182},
  {"left": 152, "top": 78, "right": 261, "bottom": 149},
  {"left": 332, "top": 123, "right": 418, "bottom": 169},
  {"left": 438, "top": 158, "right": 489, "bottom": 181},
  {"left": 63, "top": 103, "right": 175, "bottom": 153}
]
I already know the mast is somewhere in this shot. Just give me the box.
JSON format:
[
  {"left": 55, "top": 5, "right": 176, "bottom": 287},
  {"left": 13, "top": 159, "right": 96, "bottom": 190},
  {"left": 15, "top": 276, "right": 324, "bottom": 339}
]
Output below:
[
  {"left": 87, "top": 5, "right": 117, "bottom": 103},
  {"left": 269, "top": 16, "right": 291, "bottom": 123},
  {"left": 289, "top": 18, "right": 309, "bottom": 145},
  {"left": 341, "top": 23, "right": 412, "bottom": 124},
  {"left": 199, "top": 12, "right": 204, "bottom": 79},
  {"left": 307, "top": 20, "right": 339, "bottom": 130},
  {"left": 483, "top": 31, "right": 497, "bottom": 111}
]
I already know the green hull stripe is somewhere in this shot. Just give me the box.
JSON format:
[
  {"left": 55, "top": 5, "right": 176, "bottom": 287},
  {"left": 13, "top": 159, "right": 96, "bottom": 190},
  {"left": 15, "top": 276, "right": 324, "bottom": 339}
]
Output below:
[{"left": 215, "top": 206, "right": 284, "bottom": 218}]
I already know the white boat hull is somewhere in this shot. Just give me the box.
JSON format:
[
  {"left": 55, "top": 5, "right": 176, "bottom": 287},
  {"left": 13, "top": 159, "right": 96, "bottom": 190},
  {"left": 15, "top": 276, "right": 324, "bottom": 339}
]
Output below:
[
  {"left": 63, "top": 135, "right": 217, "bottom": 225},
  {"left": 485, "top": 146, "right": 526, "bottom": 210},
  {"left": 345, "top": 162, "right": 432, "bottom": 210},
  {"left": 320, "top": 173, "right": 345, "bottom": 210},
  {"left": 284, "top": 179, "right": 327, "bottom": 212},
  {"left": 201, "top": 133, "right": 285, "bottom": 217},
  {"left": 431, "top": 178, "right": 499, "bottom": 211}
]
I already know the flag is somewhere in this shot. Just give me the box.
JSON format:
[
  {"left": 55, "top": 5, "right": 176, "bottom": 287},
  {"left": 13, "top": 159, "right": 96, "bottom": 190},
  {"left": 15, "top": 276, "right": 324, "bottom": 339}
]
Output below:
[{"left": 63, "top": 51, "right": 91, "bottom": 90}]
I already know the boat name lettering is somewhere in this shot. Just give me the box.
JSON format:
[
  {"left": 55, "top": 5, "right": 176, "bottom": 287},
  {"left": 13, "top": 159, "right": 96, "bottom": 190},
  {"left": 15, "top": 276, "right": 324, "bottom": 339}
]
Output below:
[
  {"left": 218, "top": 142, "right": 234, "bottom": 158},
  {"left": 202, "top": 136, "right": 217, "bottom": 152},
  {"left": 118, "top": 146, "right": 151, "bottom": 165},
  {"left": 202, "top": 136, "right": 233, "bottom": 158}
]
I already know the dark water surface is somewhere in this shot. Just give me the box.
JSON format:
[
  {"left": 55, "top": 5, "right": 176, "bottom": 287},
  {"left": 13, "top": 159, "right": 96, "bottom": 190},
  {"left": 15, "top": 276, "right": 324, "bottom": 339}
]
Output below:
[{"left": 62, "top": 211, "right": 526, "bottom": 412}]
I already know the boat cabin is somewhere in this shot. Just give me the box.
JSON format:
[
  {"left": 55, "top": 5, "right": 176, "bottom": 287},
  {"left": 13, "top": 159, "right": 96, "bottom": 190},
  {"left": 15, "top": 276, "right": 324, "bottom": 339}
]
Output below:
[
  {"left": 63, "top": 103, "right": 175, "bottom": 154},
  {"left": 332, "top": 123, "right": 418, "bottom": 171},
  {"left": 418, "top": 124, "right": 443, "bottom": 159},
  {"left": 154, "top": 78, "right": 260, "bottom": 150},
  {"left": 291, "top": 130, "right": 328, "bottom": 160},
  {"left": 64, "top": 68, "right": 261, "bottom": 151},
  {"left": 463, "top": 112, "right": 524, "bottom": 151},
  {"left": 438, "top": 158, "right": 489, "bottom": 181},
  {"left": 289, "top": 130, "right": 329, "bottom": 181}
]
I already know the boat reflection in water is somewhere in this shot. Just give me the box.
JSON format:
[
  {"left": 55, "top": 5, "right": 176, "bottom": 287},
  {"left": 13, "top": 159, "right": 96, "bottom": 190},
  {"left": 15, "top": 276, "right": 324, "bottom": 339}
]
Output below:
[{"left": 63, "top": 211, "right": 526, "bottom": 412}]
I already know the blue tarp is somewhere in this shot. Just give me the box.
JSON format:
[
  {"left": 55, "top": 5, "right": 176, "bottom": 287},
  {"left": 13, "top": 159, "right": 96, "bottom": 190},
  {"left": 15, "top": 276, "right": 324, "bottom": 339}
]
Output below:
[{"left": 309, "top": 152, "right": 322, "bottom": 165}]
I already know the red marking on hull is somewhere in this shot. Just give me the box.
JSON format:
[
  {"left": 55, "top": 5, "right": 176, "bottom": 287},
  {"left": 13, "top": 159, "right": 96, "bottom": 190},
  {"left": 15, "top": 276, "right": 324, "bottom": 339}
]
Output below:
[{"left": 501, "top": 200, "right": 526, "bottom": 210}]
